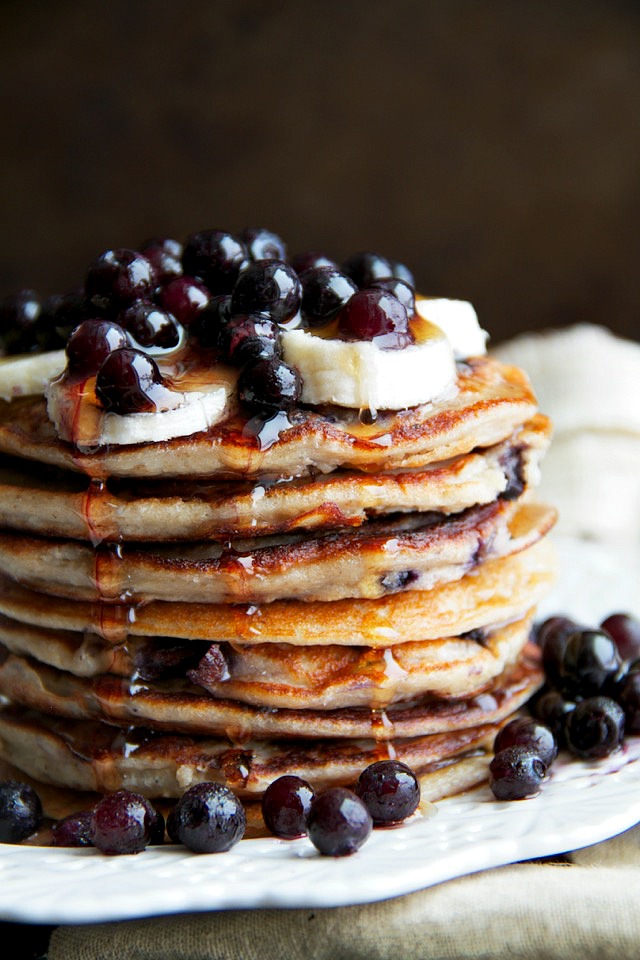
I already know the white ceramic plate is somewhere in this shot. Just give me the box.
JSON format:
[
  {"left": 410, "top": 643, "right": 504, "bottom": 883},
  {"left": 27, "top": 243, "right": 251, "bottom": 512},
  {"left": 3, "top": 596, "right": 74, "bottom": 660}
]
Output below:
[
  {"left": 0, "top": 737, "right": 638, "bottom": 924},
  {"left": 0, "top": 533, "right": 638, "bottom": 925}
]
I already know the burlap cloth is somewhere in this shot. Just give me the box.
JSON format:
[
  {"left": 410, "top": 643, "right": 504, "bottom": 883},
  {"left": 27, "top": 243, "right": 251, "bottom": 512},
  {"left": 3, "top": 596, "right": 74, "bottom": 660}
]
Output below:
[
  {"left": 48, "top": 824, "right": 640, "bottom": 960},
  {"left": 48, "top": 326, "right": 640, "bottom": 960}
]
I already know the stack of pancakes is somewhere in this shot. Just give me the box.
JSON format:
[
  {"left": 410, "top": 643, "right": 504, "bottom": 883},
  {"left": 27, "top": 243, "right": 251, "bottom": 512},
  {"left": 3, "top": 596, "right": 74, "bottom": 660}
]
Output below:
[{"left": 0, "top": 352, "right": 556, "bottom": 809}]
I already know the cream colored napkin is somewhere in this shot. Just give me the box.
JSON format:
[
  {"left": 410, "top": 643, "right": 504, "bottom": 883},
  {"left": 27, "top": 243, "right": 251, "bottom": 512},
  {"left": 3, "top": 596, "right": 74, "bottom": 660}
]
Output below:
[{"left": 48, "top": 824, "right": 640, "bottom": 960}]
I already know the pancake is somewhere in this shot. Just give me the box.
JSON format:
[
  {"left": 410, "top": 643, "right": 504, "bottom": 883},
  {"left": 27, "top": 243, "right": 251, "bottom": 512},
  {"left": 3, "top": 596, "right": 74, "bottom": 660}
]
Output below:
[
  {"left": 0, "top": 539, "right": 556, "bottom": 645},
  {"left": 0, "top": 356, "right": 538, "bottom": 479},
  {"left": 0, "top": 260, "right": 557, "bottom": 822},
  {"left": 0, "top": 611, "right": 533, "bottom": 707},
  {"left": 0, "top": 704, "right": 501, "bottom": 800},
  {"left": 0, "top": 641, "right": 542, "bottom": 739},
  {"left": 0, "top": 498, "right": 555, "bottom": 603},
  {"left": 0, "top": 414, "right": 550, "bottom": 541}
]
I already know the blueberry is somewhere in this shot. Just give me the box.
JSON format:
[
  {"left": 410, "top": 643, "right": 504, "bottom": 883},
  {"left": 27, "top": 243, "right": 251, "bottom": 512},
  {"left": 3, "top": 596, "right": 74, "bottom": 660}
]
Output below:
[
  {"left": 600, "top": 613, "right": 640, "bottom": 663},
  {"left": 370, "top": 277, "right": 415, "bottom": 317},
  {"left": 166, "top": 782, "right": 246, "bottom": 853},
  {"left": 299, "top": 266, "right": 357, "bottom": 328},
  {"left": 617, "top": 668, "right": 640, "bottom": 733},
  {"left": 182, "top": 229, "right": 249, "bottom": 294},
  {"left": 493, "top": 716, "right": 558, "bottom": 768},
  {"left": 0, "top": 290, "right": 41, "bottom": 354},
  {"left": 337, "top": 289, "right": 413, "bottom": 348},
  {"left": 240, "top": 227, "right": 287, "bottom": 262},
  {"left": 158, "top": 276, "right": 210, "bottom": 329},
  {"left": 341, "top": 251, "right": 394, "bottom": 288},
  {"left": 535, "top": 615, "right": 580, "bottom": 688},
  {"left": 261, "top": 775, "right": 315, "bottom": 839},
  {"left": 306, "top": 787, "right": 372, "bottom": 856},
  {"left": 564, "top": 696, "right": 625, "bottom": 759},
  {"left": 139, "top": 238, "right": 184, "bottom": 286},
  {"left": 192, "top": 294, "right": 233, "bottom": 349},
  {"left": 290, "top": 251, "right": 338, "bottom": 274},
  {"left": 231, "top": 259, "right": 301, "bottom": 325},
  {"left": 51, "top": 809, "right": 94, "bottom": 847},
  {"left": 489, "top": 746, "right": 546, "bottom": 800},
  {"left": 118, "top": 300, "right": 182, "bottom": 351},
  {"left": 530, "top": 688, "right": 575, "bottom": 744},
  {"left": 559, "top": 629, "right": 622, "bottom": 699},
  {"left": 388, "top": 259, "right": 415, "bottom": 287},
  {"left": 95, "top": 347, "right": 166, "bottom": 414},
  {"left": 218, "top": 314, "right": 279, "bottom": 366},
  {"left": 238, "top": 356, "right": 302, "bottom": 413},
  {"left": 90, "top": 789, "right": 154, "bottom": 855},
  {"left": 85, "top": 249, "right": 155, "bottom": 312},
  {"left": 0, "top": 780, "right": 43, "bottom": 843},
  {"left": 354, "top": 760, "right": 420, "bottom": 824},
  {"left": 65, "top": 318, "right": 129, "bottom": 377}
]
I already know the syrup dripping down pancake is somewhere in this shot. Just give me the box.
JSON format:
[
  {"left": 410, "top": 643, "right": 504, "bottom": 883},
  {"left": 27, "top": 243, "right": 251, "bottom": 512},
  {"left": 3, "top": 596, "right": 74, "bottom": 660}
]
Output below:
[
  {"left": 0, "top": 611, "right": 534, "bottom": 707},
  {"left": 0, "top": 357, "right": 538, "bottom": 479},
  {"left": 0, "top": 642, "right": 542, "bottom": 740},
  {"left": 0, "top": 416, "right": 550, "bottom": 541},
  {"left": 0, "top": 498, "right": 556, "bottom": 603},
  {"left": 0, "top": 539, "right": 556, "bottom": 646},
  {"left": 0, "top": 660, "right": 539, "bottom": 798}
]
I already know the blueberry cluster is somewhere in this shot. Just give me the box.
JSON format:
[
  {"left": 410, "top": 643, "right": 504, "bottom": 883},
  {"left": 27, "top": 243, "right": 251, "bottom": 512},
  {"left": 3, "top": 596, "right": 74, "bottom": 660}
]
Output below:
[
  {"left": 0, "top": 759, "right": 421, "bottom": 858},
  {"left": 488, "top": 610, "right": 640, "bottom": 801},
  {"left": 261, "top": 759, "right": 421, "bottom": 856},
  {"left": 0, "top": 228, "right": 416, "bottom": 417},
  {"left": 1, "top": 613, "right": 639, "bottom": 852}
]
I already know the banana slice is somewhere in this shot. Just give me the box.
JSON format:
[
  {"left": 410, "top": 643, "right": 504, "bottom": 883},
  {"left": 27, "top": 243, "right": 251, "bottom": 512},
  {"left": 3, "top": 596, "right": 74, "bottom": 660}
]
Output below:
[
  {"left": 281, "top": 323, "right": 457, "bottom": 411},
  {"left": 45, "top": 368, "right": 237, "bottom": 449},
  {"left": 0, "top": 350, "right": 65, "bottom": 402},
  {"left": 415, "top": 296, "right": 488, "bottom": 359}
]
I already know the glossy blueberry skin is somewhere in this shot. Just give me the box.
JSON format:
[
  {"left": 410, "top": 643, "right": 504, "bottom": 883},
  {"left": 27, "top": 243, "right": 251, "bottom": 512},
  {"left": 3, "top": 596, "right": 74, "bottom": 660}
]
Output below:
[
  {"left": 290, "top": 251, "right": 338, "bottom": 274},
  {"left": 600, "top": 613, "right": 640, "bottom": 663},
  {"left": 90, "top": 790, "right": 153, "bottom": 855},
  {"left": 0, "top": 289, "right": 41, "bottom": 354},
  {"left": 493, "top": 716, "right": 558, "bottom": 769},
  {"left": 192, "top": 294, "right": 233, "bottom": 348},
  {"left": 238, "top": 357, "right": 302, "bottom": 413},
  {"left": 370, "top": 277, "right": 416, "bottom": 317},
  {"left": 535, "top": 616, "right": 580, "bottom": 689},
  {"left": 341, "top": 251, "right": 394, "bottom": 288},
  {"left": 559, "top": 629, "right": 622, "bottom": 699},
  {"left": 231, "top": 259, "right": 301, "bottom": 325},
  {"left": 306, "top": 787, "right": 373, "bottom": 857},
  {"left": 218, "top": 314, "right": 279, "bottom": 366},
  {"left": 489, "top": 746, "right": 546, "bottom": 801},
  {"left": 0, "top": 780, "right": 43, "bottom": 843},
  {"left": 182, "top": 229, "right": 249, "bottom": 294},
  {"left": 140, "top": 238, "right": 184, "bottom": 286},
  {"left": 354, "top": 760, "right": 420, "bottom": 824},
  {"left": 240, "top": 227, "right": 287, "bottom": 262},
  {"left": 564, "top": 696, "right": 625, "bottom": 759},
  {"left": 299, "top": 266, "right": 357, "bottom": 328},
  {"left": 118, "top": 300, "right": 182, "bottom": 350},
  {"left": 337, "top": 288, "right": 412, "bottom": 348},
  {"left": 65, "top": 318, "right": 129, "bottom": 377},
  {"left": 51, "top": 809, "right": 94, "bottom": 847},
  {"left": 166, "top": 782, "right": 246, "bottom": 853},
  {"left": 95, "top": 347, "right": 166, "bottom": 414},
  {"left": 158, "top": 276, "right": 210, "bottom": 328},
  {"left": 85, "top": 249, "right": 155, "bottom": 312},
  {"left": 261, "top": 775, "right": 315, "bottom": 839},
  {"left": 617, "top": 667, "right": 640, "bottom": 733}
]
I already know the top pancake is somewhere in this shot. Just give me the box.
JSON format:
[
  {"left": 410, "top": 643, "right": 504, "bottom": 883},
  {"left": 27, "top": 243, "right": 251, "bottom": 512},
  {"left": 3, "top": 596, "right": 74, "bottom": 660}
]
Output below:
[
  {"left": 0, "top": 415, "right": 550, "bottom": 541},
  {"left": 0, "top": 356, "right": 538, "bottom": 479}
]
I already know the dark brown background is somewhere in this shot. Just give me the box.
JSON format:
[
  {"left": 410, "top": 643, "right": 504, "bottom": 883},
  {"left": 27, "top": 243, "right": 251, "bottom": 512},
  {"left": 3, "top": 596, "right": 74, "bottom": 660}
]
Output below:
[{"left": 1, "top": 0, "right": 639, "bottom": 344}]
